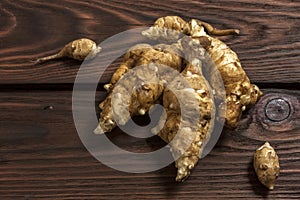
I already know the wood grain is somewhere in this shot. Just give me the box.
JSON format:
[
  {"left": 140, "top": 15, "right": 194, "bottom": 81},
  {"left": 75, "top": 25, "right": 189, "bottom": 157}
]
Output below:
[
  {"left": 1, "top": 0, "right": 299, "bottom": 199},
  {"left": 0, "top": 89, "right": 299, "bottom": 199},
  {"left": 0, "top": 0, "right": 300, "bottom": 84}
]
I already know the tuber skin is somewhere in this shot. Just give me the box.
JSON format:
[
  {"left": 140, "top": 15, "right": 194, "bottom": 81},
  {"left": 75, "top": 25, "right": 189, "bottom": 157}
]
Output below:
[
  {"left": 35, "top": 38, "right": 101, "bottom": 63},
  {"left": 143, "top": 16, "right": 263, "bottom": 128},
  {"left": 254, "top": 142, "right": 280, "bottom": 190},
  {"left": 94, "top": 43, "right": 184, "bottom": 134}
]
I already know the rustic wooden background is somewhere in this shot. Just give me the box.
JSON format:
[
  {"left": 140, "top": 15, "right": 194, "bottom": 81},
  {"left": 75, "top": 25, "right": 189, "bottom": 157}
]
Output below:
[{"left": 0, "top": 0, "right": 299, "bottom": 199}]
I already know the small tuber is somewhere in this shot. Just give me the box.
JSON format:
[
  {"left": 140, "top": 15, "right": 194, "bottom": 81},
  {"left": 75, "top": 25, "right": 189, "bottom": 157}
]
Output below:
[
  {"left": 35, "top": 38, "right": 101, "bottom": 63},
  {"left": 254, "top": 142, "right": 280, "bottom": 190}
]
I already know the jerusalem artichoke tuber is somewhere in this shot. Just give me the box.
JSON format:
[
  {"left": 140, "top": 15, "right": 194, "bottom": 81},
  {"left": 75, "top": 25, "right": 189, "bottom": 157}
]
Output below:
[
  {"left": 94, "top": 43, "right": 184, "bottom": 134},
  {"left": 254, "top": 142, "right": 280, "bottom": 190},
  {"left": 143, "top": 16, "right": 263, "bottom": 128},
  {"left": 36, "top": 38, "right": 101, "bottom": 63},
  {"left": 152, "top": 42, "right": 215, "bottom": 181},
  {"left": 93, "top": 16, "right": 264, "bottom": 182}
]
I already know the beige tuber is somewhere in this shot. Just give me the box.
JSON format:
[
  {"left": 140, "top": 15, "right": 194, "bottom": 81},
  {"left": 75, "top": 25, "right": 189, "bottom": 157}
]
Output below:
[
  {"left": 143, "top": 16, "right": 263, "bottom": 128},
  {"left": 152, "top": 49, "right": 215, "bottom": 181},
  {"left": 35, "top": 38, "right": 101, "bottom": 63},
  {"left": 94, "top": 43, "right": 184, "bottom": 134},
  {"left": 254, "top": 142, "right": 280, "bottom": 190}
]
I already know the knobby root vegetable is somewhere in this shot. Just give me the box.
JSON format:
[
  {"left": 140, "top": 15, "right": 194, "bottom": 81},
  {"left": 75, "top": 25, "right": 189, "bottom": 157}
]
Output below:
[
  {"left": 188, "top": 19, "right": 262, "bottom": 128},
  {"left": 152, "top": 44, "right": 214, "bottom": 181},
  {"left": 35, "top": 38, "right": 101, "bottom": 63},
  {"left": 143, "top": 16, "right": 263, "bottom": 128},
  {"left": 94, "top": 43, "right": 184, "bottom": 134},
  {"left": 254, "top": 142, "right": 280, "bottom": 190},
  {"left": 142, "top": 16, "right": 189, "bottom": 42},
  {"left": 93, "top": 16, "right": 264, "bottom": 181}
]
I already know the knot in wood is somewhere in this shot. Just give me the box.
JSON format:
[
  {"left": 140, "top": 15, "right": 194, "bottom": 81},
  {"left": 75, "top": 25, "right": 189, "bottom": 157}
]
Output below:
[
  {"left": 255, "top": 93, "right": 298, "bottom": 132},
  {"left": 264, "top": 98, "right": 290, "bottom": 122}
]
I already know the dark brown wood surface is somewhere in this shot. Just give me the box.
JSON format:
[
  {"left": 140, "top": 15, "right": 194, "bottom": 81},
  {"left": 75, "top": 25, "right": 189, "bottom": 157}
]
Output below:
[
  {"left": 0, "top": 0, "right": 299, "bottom": 199},
  {"left": 1, "top": 0, "right": 300, "bottom": 84}
]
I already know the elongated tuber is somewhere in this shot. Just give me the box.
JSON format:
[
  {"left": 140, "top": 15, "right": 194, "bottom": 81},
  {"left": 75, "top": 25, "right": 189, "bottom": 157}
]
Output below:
[
  {"left": 143, "top": 16, "right": 263, "bottom": 128},
  {"left": 36, "top": 38, "right": 101, "bottom": 63},
  {"left": 254, "top": 142, "right": 280, "bottom": 190},
  {"left": 188, "top": 19, "right": 262, "bottom": 128},
  {"left": 152, "top": 43, "right": 214, "bottom": 181},
  {"left": 94, "top": 43, "right": 184, "bottom": 134}
]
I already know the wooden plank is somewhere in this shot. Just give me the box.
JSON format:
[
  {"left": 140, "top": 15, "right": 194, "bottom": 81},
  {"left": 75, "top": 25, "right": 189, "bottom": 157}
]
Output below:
[
  {"left": 0, "top": 0, "right": 299, "bottom": 84},
  {"left": 0, "top": 89, "right": 299, "bottom": 199}
]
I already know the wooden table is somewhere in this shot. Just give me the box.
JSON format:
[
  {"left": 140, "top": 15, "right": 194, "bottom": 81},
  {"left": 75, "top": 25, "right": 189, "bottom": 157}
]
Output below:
[{"left": 1, "top": 0, "right": 299, "bottom": 199}]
